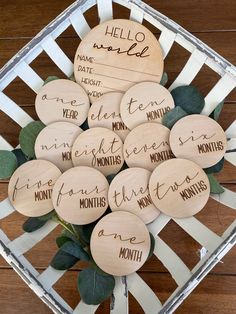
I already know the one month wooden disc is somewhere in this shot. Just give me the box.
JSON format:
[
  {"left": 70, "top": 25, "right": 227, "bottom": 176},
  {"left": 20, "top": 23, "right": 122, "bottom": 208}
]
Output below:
[
  {"left": 74, "top": 19, "right": 164, "bottom": 102},
  {"left": 169, "top": 114, "right": 227, "bottom": 168},
  {"left": 108, "top": 168, "right": 160, "bottom": 224},
  {"left": 35, "top": 122, "right": 83, "bottom": 172},
  {"left": 90, "top": 211, "right": 151, "bottom": 276},
  {"left": 52, "top": 166, "right": 109, "bottom": 225},
  {"left": 8, "top": 160, "right": 62, "bottom": 217},
  {"left": 35, "top": 79, "right": 90, "bottom": 126},
  {"left": 120, "top": 82, "right": 175, "bottom": 129},
  {"left": 149, "top": 158, "right": 210, "bottom": 218}
]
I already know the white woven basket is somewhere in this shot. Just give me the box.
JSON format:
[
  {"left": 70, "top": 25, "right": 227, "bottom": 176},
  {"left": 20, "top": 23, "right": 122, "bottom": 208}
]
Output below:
[{"left": 0, "top": 1, "right": 236, "bottom": 313}]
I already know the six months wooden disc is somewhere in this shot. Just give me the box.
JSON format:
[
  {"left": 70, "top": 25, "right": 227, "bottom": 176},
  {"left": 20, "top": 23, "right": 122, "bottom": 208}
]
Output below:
[
  {"left": 120, "top": 82, "right": 175, "bottom": 129},
  {"left": 35, "top": 79, "right": 90, "bottom": 126},
  {"left": 8, "top": 160, "right": 62, "bottom": 217},
  {"left": 90, "top": 211, "right": 151, "bottom": 276},
  {"left": 52, "top": 166, "right": 109, "bottom": 225},
  {"left": 149, "top": 158, "right": 210, "bottom": 218},
  {"left": 74, "top": 19, "right": 164, "bottom": 102}
]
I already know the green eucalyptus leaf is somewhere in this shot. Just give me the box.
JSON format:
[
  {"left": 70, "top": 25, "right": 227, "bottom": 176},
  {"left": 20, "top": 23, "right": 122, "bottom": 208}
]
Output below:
[
  {"left": 50, "top": 249, "right": 79, "bottom": 270},
  {"left": 148, "top": 233, "right": 155, "bottom": 259},
  {"left": 23, "top": 217, "right": 47, "bottom": 233},
  {"left": 162, "top": 106, "right": 188, "bottom": 129},
  {"left": 207, "top": 174, "right": 225, "bottom": 194},
  {"left": 61, "top": 241, "right": 90, "bottom": 261},
  {"left": 210, "top": 100, "right": 224, "bottom": 121},
  {"left": 204, "top": 158, "right": 224, "bottom": 174},
  {"left": 12, "top": 148, "right": 29, "bottom": 166},
  {"left": 160, "top": 72, "right": 168, "bottom": 86},
  {"left": 80, "top": 119, "right": 89, "bottom": 131},
  {"left": 0, "top": 150, "right": 17, "bottom": 179},
  {"left": 78, "top": 267, "right": 115, "bottom": 305},
  {"left": 38, "top": 210, "right": 57, "bottom": 222},
  {"left": 106, "top": 173, "right": 116, "bottom": 184},
  {"left": 73, "top": 223, "right": 96, "bottom": 245},
  {"left": 56, "top": 229, "right": 77, "bottom": 248},
  {"left": 43, "top": 76, "right": 59, "bottom": 85}
]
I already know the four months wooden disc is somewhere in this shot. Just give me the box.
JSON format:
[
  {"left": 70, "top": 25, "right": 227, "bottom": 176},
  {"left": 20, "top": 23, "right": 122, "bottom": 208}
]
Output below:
[
  {"left": 72, "top": 127, "right": 124, "bottom": 176},
  {"left": 108, "top": 168, "right": 160, "bottom": 224},
  {"left": 52, "top": 166, "right": 109, "bottom": 225},
  {"left": 149, "top": 158, "right": 210, "bottom": 218},
  {"left": 123, "top": 122, "right": 173, "bottom": 171},
  {"left": 35, "top": 122, "right": 83, "bottom": 172},
  {"left": 90, "top": 211, "right": 151, "bottom": 276},
  {"left": 74, "top": 19, "right": 164, "bottom": 102},
  {"left": 169, "top": 114, "right": 227, "bottom": 168},
  {"left": 8, "top": 160, "right": 62, "bottom": 217},
  {"left": 120, "top": 82, "right": 175, "bottom": 129},
  {"left": 35, "top": 79, "right": 90, "bottom": 126}
]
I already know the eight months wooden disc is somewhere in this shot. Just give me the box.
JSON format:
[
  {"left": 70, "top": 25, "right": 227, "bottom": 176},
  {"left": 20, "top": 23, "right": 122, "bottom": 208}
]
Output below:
[
  {"left": 74, "top": 19, "right": 164, "bottom": 102},
  {"left": 169, "top": 114, "right": 227, "bottom": 168},
  {"left": 35, "top": 79, "right": 90, "bottom": 126},
  {"left": 149, "top": 158, "right": 210, "bottom": 218},
  {"left": 52, "top": 166, "right": 109, "bottom": 225},
  {"left": 90, "top": 211, "right": 151, "bottom": 276},
  {"left": 8, "top": 160, "right": 62, "bottom": 217},
  {"left": 108, "top": 168, "right": 160, "bottom": 224}
]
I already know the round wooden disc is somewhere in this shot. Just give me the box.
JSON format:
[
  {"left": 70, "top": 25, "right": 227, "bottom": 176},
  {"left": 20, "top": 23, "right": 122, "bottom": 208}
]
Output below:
[
  {"left": 8, "top": 160, "right": 62, "bottom": 217},
  {"left": 74, "top": 19, "right": 164, "bottom": 102},
  {"left": 88, "top": 92, "right": 130, "bottom": 141},
  {"left": 71, "top": 127, "right": 124, "bottom": 176},
  {"left": 120, "top": 82, "right": 175, "bottom": 129},
  {"left": 35, "top": 122, "right": 83, "bottom": 172},
  {"left": 35, "top": 79, "right": 90, "bottom": 126},
  {"left": 123, "top": 122, "right": 173, "bottom": 171},
  {"left": 90, "top": 211, "right": 151, "bottom": 276},
  {"left": 52, "top": 166, "right": 109, "bottom": 225},
  {"left": 149, "top": 158, "right": 210, "bottom": 218},
  {"left": 169, "top": 114, "right": 227, "bottom": 168},
  {"left": 108, "top": 168, "right": 160, "bottom": 224}
]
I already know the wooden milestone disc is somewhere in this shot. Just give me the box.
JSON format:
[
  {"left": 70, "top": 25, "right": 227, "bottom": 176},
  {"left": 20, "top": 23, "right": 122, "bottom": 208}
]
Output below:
[
  {"left": 74, "top": 19, "right": 164, "bottom": 102},
  {"left": 88, "top": 92, "right": 129, "bottom": 141},
  {"left": 72, "top": 127, "right": 124, "bottom": 176},
  {"left": 90, "top": 211, "right": 151, "bottom": 276},
  {"left": 35, "top": 121, "right": 83, "bottom": 172},
  {"left": 52, "top": 166, "right": 109, "bottom": 225},
  {"left": 123, "top": 122, "right": 173, "bottom": 171},
  {"left": 8, "top": 160, "right": 62, "bottom": 217},
  {"left": 120, "top": 82, "right": 175, "bottom": 129},
  {"left": 149, "top": 158, "right": 210, "bottom": 218},
  {"left": 108, "top": 168, "right": 160, "bottom": 224},
  {"left": 35, "top": 79, "right": 90, "bottom": 126},
  {"left": 169, "top": 114, "right": 227, "bottom": 168}
]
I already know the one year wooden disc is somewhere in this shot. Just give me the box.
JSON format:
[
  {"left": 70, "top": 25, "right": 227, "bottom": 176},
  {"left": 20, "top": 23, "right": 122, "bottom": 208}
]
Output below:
[
  {"left": 74, "top": 19, "right": 164, "bottom": 102},
  {"left": 52, "top": 166, "right": 109, "bottom": 225},
  {"left": 90, "top": 211, "right": 151, "bottom": 276},
  {"left": 149, "top": 158, "right": 210, "bottom": 218},
  {"left": 8, "top": 160, "right": 62, "bottom": 217},
  {"left": 35, "top": 79, "right": 90, "bottom": 126},
  {"left": 108, "top": 168, "right": 160, "bottom": 224}
]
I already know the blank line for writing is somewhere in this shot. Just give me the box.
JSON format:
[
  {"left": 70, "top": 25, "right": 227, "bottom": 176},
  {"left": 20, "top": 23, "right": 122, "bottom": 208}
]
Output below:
[
  {"left": 94, "top": 72, "right": 138, "bottom": 83},
  {"left": 103, "top": 85, "right": 124, "bottom": 92}
]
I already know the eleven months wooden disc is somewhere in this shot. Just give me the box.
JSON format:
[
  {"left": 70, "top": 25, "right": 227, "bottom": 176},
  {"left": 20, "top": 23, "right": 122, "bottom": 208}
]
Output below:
[
  {"left": 90, "top": 211, "right": 151, "bottom": 276},
  {"left": 149, "top": 158, "right": 210, "bottom": 218},
  {"left": 8, "top": 160, "right": 62, "bottom": 217},
  {"left": 35, "top": 122, "right": 83, "bottom": 172},
  {"left": 35, "top": 79, "right": 90, "bottom": 126},
  {"left": 52, "top": 166, "right": 109, "bottom": 225},
  {"left": 108, "top": 168, "right": 160, "bottom": 224},
  {"left": 74, "top": 19, "right": 164, "bottom": 102}
]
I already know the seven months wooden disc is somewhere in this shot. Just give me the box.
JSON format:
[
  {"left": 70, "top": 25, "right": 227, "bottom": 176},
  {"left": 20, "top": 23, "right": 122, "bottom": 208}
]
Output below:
[
  {"left": 74, "top": 19, "right": 164, "bottom": 102},
  {"left": 120, "top": 82, "right": 175, "bottom": 129},
  {"left": 169, "top": 114, "right": 227, "bottom": 168},
  {"left": 35, "top": 79, "right": 90, "bottom": 126},
  {"left": 88, "top": 92, "right": 129, "bottom": 141},
  {"left": 35, "top": 122, "right": 83, "bottom": 172},
  {"left": 123, "top": 122, "right": 173, "bottom": 171},
  {"left": 8, "top": 160, "right": 61, "bottom": 217},
  {"left": 90, "top": 211, "right": 151, "bottom": 276},
  {"left": 72, "top": 127, "right": 124, "bottom": 176},
  {"left": 52, "top": 166, "right": 109, "bottom": 225},
  {"left": 108, "top": 168, "right": 160, "bottom": 224},
  {"left": 149, "top": 158, "right": 210, "bottom": 218}
]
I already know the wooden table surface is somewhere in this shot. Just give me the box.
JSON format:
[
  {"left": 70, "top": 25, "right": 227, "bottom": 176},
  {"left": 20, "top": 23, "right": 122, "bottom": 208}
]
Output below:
[{"left": 0, "top": 0, "right": 236, "bottom": 313}]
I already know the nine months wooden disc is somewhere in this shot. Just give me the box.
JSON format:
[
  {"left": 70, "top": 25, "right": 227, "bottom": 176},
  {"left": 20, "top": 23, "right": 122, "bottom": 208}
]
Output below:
[
  {"left": 90, "top": 211, "right": 151, "bottom": 276},
  {"left": 8, "top": 160, "right": 62, "bottom": 217},
  {"left": 52, "top": 166, "right": 109, "bottom": 225},
  {"left": 149, "top": 158, "right": 210, "bottom": 218},
  {"left": 74, "top": 19, "right": 164, "bottom": 102}
]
